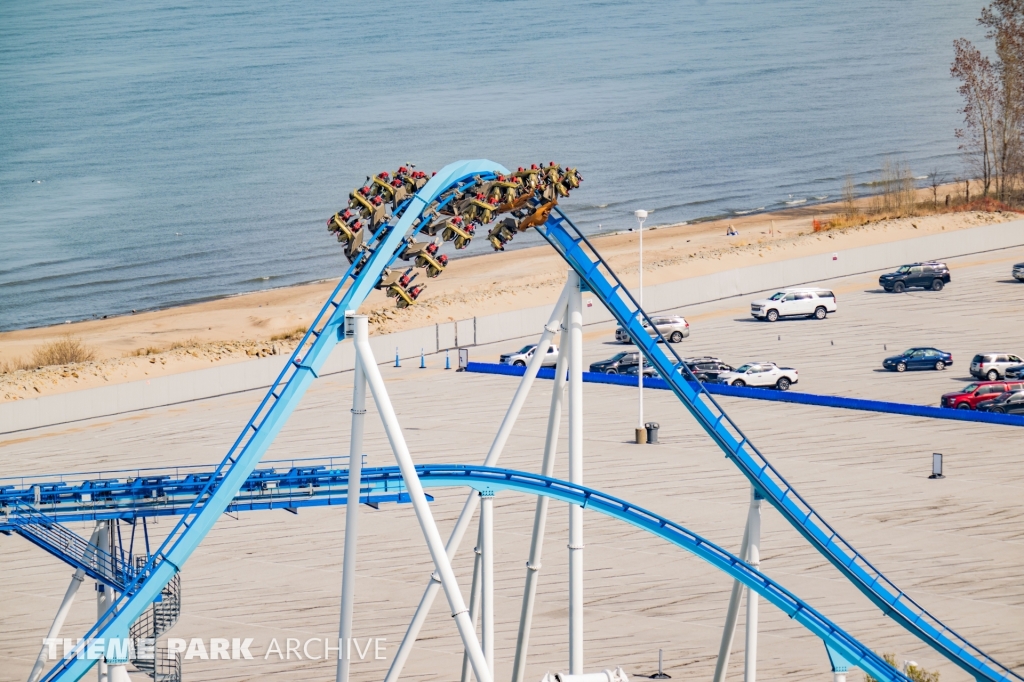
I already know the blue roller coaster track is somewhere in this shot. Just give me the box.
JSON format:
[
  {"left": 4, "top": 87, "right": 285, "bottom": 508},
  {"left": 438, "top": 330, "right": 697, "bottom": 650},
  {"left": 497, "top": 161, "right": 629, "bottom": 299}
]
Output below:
[
  {"left": 6, "top": 463, "right": 915, "bottom": 682},
  {"left": 29, "top": 159, "right": 1019, "bottom": 682}
]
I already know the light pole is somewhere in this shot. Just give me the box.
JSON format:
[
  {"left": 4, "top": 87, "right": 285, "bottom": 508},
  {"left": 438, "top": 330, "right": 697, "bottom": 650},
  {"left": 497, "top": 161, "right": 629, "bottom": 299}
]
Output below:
[{"left": 634, "top": 209, "right": 647, "bottom": 444}]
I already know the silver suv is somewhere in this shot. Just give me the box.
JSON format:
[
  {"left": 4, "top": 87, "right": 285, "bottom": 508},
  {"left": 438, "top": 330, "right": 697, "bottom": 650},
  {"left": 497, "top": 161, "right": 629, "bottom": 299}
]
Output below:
[
  {"left": 615, "top": 315, "right": 689, "bottom": 344},
  {"left": 970, "top": 353, "right": 1024, "bottom": 380}
]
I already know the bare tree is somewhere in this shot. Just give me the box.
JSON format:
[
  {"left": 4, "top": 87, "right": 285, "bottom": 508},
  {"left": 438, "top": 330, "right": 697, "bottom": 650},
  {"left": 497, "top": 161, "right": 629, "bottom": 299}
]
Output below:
[
  {"left": 952, "top": 38, "right": 999, "bottom": 196},
  {"left": 952, "top": 1, "right": 1024, "bottom": 203},
  {"left": 981, "top": 0, "right": 1024, "bottom": 201},
  {"left": 928, "top": 168, "right": 946, "bottom": 207},
  {"left": 841, "top": 175, "right": 858, "bottom": 219}
]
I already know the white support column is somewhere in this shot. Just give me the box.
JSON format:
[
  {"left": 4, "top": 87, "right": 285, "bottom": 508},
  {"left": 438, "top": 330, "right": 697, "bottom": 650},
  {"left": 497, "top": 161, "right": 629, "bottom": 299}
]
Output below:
[
  {"left": 385, "top": 283, "right": 572, "bottom": 682},
  {"left": 96, "top": 521, "right": 111, "bottom": 682},
  {"left": 353, "top": 316, "right": 492, "bottom": 682},
  {"left": 567, "top": 270, "right": 584, "bottom": 674},
  {"left": 744, "top": 490, "right": 762, "bottom": 682},
  {"left": 713, "top": 487, "right": 763, "bottom": 682},
  {"left": 511, "top": 335, "right": 569, "bottom": 682},
  {"left": 711, "top": 519, "right": 751, "bottom": 682},
  {"left": 28, "top": 524, "right": 104, "bottom": 682},
  {"left": 480, "top": 491, "right": 495, "bottom": 675},
  {"left": 337, "top": 343, "right": 367, "bottom": 682},
  {"left": 460, "top": 523, "right": 485, "bottom": 682}
]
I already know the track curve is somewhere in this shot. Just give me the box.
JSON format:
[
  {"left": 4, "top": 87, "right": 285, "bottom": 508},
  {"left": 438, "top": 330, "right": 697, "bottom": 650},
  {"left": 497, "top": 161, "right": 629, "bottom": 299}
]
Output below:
[
  {"left": 383, "top": 464, "right": 908, "bottom": 682},
  {"left": 38, "top": 160, "right": 1019, "bottom": 682}
]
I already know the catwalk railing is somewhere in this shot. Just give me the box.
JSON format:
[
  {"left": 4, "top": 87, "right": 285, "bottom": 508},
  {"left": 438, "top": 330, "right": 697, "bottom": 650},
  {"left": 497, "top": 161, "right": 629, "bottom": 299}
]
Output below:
[
  {"left": 0, "top": 456, "right": 417, "bottom": 524},
  {"left": 2, "top": 501, "right": 134, "bottom": 590}
]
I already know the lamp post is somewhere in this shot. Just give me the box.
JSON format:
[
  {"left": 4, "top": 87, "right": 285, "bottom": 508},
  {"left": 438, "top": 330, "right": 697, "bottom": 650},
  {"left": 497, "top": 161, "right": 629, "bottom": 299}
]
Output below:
[{"left": 634, "top": 209, "right": 647, "bottom": 444}]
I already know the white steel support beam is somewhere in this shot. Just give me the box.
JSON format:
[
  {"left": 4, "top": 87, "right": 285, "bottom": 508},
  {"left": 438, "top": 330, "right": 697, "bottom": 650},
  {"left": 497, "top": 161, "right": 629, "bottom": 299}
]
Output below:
[
  {"left": 744, "top": 489, "right": 762, "bottom": 682},
  {"left": 460, "top": 523, "right": 485, "bottom": 682},
  {"left": 511, "top": 334, "right": 569, "bottom": 682},
  {"left": 711, "top": 518, "right": 751, "bottom": 682},
  {"left": 385, "top": 282, "right": 572, "bottom": 682},
  {"left": 567, "top": 270, "right": 584, "bottom": 674},
  {"left": 712, "top": 487, "right": 762, "bottom": 682},
  {"left": 27, "top": 524, "right": 104, "bottom": 682},
  {"left": 481, "top": 490, "right": 495, "bottom": 674},
  {"left": 96, "top": 522, "right": 111, "bottom": 682},
  {"left": 337, "top": 340, "right": 367, "bottom": 682},
  {"left": 353, "top": 315, "right": 493, "bottom": 682}
]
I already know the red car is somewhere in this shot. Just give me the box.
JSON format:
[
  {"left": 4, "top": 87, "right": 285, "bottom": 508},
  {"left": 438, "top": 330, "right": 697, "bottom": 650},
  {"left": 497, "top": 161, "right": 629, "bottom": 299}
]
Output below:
[{"left": 941, "top": 380, "right": 1024, "bottom": 409}]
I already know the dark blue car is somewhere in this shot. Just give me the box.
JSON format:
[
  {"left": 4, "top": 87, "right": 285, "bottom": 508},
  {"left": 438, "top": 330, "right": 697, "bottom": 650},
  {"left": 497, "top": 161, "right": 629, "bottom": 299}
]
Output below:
[{"left": 882, "top": 347, "right": 953, "bottom": 372}]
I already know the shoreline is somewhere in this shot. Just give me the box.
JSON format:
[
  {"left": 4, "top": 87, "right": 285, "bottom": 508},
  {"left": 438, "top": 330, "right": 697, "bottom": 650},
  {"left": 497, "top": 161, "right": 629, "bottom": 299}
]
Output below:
[
  {"left": 1, "top": 180, "right": 971, "bottom": 335},
  {"left": 1, "top": 183, "right": 1017, "bottom": 403}
]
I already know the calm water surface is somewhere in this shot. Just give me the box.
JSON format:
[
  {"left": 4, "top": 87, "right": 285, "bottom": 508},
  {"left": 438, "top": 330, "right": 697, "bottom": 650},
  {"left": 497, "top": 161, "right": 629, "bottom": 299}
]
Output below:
[{"left": 0, "top": 1, "right": 986, "bottom": 330}]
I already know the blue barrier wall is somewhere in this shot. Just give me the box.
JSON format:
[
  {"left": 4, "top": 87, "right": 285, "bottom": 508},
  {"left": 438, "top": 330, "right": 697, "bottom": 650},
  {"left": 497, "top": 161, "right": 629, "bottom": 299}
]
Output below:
[{"left": 464, "top": 362, "right": 1024, "bottom": 428}]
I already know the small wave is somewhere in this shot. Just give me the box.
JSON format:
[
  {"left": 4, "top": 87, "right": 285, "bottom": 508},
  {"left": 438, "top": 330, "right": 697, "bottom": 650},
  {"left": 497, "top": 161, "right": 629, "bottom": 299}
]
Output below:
[
  {"left": 732, "top": 207, "right": 765, "bottom": 215},
  {"left": 784, "top": 198, "right": 807, "bottom": 206},
  {"left": 914, "top": 175, "right": 928, "bottom": 180},
  {"left": 812, "top": 195, "right": 829, "bottom": 200}
]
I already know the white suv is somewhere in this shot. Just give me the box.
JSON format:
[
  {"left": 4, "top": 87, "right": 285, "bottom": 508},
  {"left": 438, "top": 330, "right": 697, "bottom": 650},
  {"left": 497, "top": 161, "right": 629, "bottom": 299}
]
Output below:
[{"left": 750, "top": 288, "right": 836, "bottom": 322}]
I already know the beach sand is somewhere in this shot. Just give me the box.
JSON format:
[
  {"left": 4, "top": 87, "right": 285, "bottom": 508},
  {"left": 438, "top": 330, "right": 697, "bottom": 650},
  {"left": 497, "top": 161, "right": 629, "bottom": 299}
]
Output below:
[{"left": 1, "top": 190, "right": 1017, "bottom": 403}]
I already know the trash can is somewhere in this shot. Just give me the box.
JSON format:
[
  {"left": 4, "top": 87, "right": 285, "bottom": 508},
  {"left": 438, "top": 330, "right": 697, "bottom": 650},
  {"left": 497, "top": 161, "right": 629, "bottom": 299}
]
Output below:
[{"left": 645, "top": 422, "right": 660, "bottom": 444}]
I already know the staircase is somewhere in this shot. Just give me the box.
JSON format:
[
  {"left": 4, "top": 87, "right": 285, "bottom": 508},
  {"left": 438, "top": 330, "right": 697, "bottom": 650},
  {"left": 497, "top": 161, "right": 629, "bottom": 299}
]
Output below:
[
  {"left": 6, "top": 501, "right": 133, "bottom": 590},
  {"left": 130, "top": 566, "right": 182, "bottom": 682}
]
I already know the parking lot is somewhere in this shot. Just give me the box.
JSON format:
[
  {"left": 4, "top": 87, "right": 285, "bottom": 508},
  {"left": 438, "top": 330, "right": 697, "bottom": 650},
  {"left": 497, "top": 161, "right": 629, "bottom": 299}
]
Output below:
[
  {"left": 472, "top": 244, "right": 1024, "bottom": 407},
  {"left": 1, "top": 246, "right": 1022, "bottom": 682}
]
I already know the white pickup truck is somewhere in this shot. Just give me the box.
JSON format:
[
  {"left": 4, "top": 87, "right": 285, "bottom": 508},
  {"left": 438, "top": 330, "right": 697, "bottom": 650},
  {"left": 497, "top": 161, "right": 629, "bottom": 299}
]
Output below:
[{"left": 715, "top": 362, "right": 798, "bottom": 390}]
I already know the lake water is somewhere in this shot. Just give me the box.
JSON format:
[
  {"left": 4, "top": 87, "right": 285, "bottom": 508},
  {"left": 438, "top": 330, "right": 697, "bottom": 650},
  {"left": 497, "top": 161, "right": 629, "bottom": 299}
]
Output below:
[{"left": 0, "top": 0, "right": 986, "bottom": 331}]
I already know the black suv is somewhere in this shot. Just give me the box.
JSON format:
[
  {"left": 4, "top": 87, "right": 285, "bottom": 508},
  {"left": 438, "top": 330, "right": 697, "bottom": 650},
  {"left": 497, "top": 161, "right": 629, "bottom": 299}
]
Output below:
[
  {"left": 879, "top": 262, "right": 950, "bottom": 293},
  {"left": 589, "top": 351, "right": 641, "bottom": 374},
  {"left": 682, "top": 357, "right": 734, "bottom": 382}
]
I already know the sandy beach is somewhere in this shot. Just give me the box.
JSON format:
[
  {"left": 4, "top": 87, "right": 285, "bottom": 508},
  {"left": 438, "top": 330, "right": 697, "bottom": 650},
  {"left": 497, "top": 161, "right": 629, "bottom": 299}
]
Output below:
[{"left": 1, "top": 189, "right": 1017, "bottom": 403}]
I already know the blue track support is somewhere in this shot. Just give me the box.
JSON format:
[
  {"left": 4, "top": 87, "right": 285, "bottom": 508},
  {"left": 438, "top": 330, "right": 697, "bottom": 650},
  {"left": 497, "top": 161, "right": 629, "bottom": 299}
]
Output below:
[
  {"left": 34, "top": 162, "right": 1017, "bottom": 682},
  {"left": 533, "top": 206, "right": 1019, "bottom": 682},
  {"left": 463, "top": 362, "right": 1024, "bottom": 427}
]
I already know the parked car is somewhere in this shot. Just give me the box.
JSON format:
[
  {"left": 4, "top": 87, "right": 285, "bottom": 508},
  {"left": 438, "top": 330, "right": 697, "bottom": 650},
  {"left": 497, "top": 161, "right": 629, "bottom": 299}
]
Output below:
[
  {"left": 878, "top": 262, "right": 950, "bottom": 292},
  {"left": 615, "top": 315, "right": 689, "bottom": 344},
  {"left": 589, "top": 351, "right": 641, "bottom": 374},
  {"left": 940, "top": 380, "right": 1024, "bottom": 409},
  {"left": 621, "top": 362, "right": 657, "bottom": 378},
  {"left": 1006, "top": 364, "right": 1024, "bottom": 379},
  {"left": 1013, "top": 262, "right": 1024, "bottom": 281},
  {"left": 977, "top": 389, "right": 1024, "bottom": 414},
  {"left": 715, "top": 362, "right": 799, "bottom": 390},
  {"left": 681, "top": 357, "right": 735, "bottom": 382},
  {"left": 749, "top": 288, "right": 836, "bottom": 322},
  {"left": 970, "top": 353, "right": 1024, "bottom": 380},
  {"left": 882, "top": 347, "right": 953, "bottom": 372},
  {"left": 499, "top": 344, "right": 559, "bottom": 367}
]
